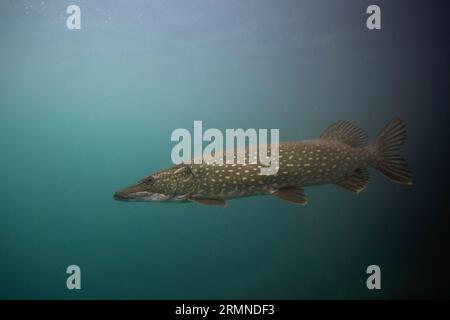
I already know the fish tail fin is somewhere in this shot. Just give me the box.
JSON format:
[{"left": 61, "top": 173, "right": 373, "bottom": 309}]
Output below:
[{"left": 368, "top": 118, "right": 413, "bottom": 186}]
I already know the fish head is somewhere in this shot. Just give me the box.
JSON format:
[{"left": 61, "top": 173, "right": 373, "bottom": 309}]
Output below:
[{"left": 113, "top": 164, "right": 197, "bottom": 202}]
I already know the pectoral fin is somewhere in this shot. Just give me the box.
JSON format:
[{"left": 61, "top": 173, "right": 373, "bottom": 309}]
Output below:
[
  {"left": 188, "top": 196, "right": 227, "bottom": 206},
  {"left": 273, "top": 186, "right": 308, "bottom": 205}
]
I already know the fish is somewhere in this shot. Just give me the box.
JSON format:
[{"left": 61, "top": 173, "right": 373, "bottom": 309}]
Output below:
[{"left": 113, "top": 118, "right": 412, "bottom": 206}]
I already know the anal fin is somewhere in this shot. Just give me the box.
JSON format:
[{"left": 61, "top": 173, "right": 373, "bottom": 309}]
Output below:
[
  {"left": 188, "top": 196, "right": 227, "bottom": 206},
  {"left": 334, "top": 167, "right": 370, "bottom": 193},
  {"left": 273, "top": 186, "right": 308, "bottom": 205}
]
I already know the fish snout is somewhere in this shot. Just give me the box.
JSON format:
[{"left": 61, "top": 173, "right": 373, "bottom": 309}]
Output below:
[
  {"left": 113, "top": 190, "right": 133, "bottom": 201},
  {"left": 113, "top": 187, "right": 172, "bottom": 202},
  {"left": 113, "top": 184, "right": 144, "bottom": 201}
]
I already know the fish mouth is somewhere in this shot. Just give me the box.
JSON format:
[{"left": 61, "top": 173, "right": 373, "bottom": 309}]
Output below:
[
  {"left": 113, "top": 190, "right": 171, "bottom": 202},
  {"left": 113, "top": 191, "right": 136, "bottom": 201}
]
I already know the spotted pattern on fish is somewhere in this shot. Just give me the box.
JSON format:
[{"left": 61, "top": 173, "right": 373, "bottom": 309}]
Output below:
[
  {"left": 188, "top": 140, "right": 368, "bottom": 197},
  {"left": 114, "top": 119, "right": 412, "bottom": 206}
]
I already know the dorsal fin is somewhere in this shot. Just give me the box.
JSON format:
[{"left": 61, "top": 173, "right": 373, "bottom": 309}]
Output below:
[
  {"left": 320, "top": 121, "right": 368, "bottom": 147},
  {"left": 334, "top": 167, "right": 370, "bottom": 193}
]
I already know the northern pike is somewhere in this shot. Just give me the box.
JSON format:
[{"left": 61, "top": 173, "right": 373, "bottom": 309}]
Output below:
[{"left": 114, "top": 118, "right": 412, "bottom": 206}]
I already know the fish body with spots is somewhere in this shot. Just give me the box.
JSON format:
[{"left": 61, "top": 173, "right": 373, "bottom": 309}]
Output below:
[{"left": 114, "top": 119, "right": 412, "bottom": 206}]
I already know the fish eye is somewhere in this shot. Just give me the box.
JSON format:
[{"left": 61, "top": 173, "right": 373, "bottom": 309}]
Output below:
[{"left": 142, "top": 176, "right": 155, "bottom": 185}]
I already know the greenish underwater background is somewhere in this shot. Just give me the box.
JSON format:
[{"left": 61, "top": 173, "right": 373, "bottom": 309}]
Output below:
[{"left": 1, "top": 0, "right": 449, "bottom": 299}]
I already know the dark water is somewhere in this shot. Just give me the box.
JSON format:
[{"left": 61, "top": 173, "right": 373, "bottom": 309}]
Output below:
[{"left": 0, "top": 0, "right": 449, "bottom": 299}]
